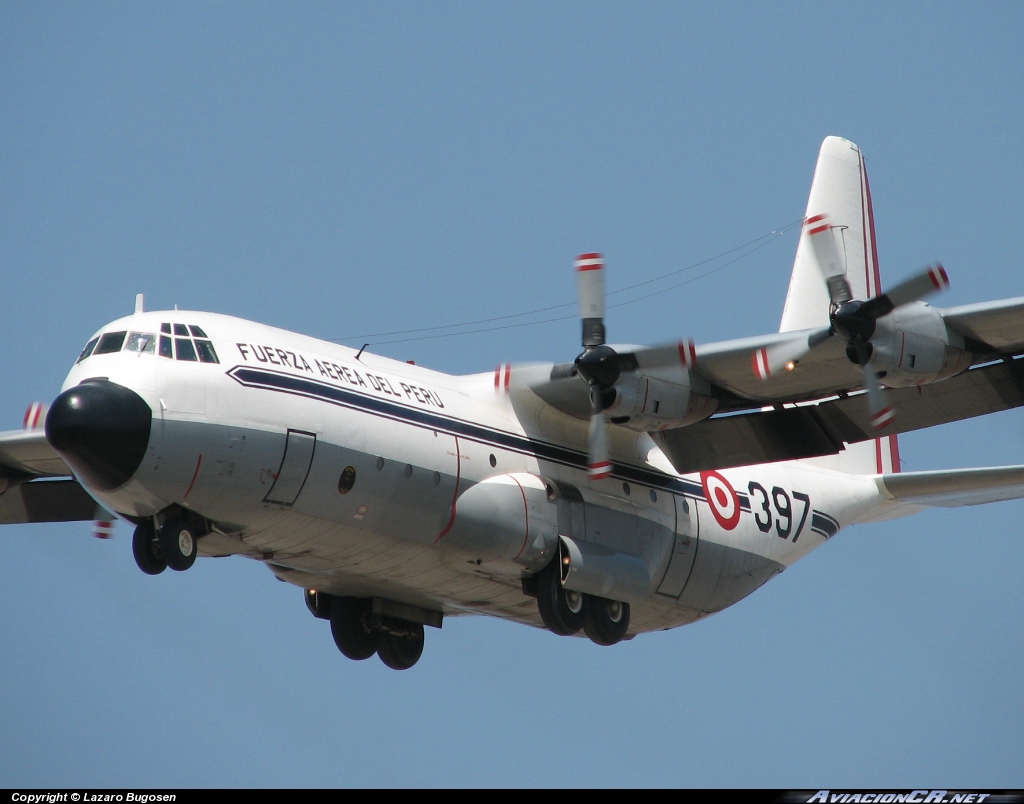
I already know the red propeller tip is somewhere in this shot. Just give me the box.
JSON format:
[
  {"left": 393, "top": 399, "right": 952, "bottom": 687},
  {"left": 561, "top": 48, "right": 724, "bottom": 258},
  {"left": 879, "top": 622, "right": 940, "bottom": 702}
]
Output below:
[
  {"left": 588, "top": 462, "right": 611, "bottom": 479},
  {"left": 575, "top": 253, "right": 604, "bottom": 272},
  {"left": 929, "top": 263, "right": 950, "bottom": 291},
  {"left": 870, "top": 406, "right": 896, "bottom": 430},
  {"left": 23, "top": 402, "right": 45, "bottom": 429}
]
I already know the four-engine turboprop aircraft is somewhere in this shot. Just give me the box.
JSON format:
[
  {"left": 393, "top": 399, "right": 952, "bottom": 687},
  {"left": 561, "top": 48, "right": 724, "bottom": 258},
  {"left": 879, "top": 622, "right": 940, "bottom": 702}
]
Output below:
[{"left": 3, "top": 136, "right": 1024, "bottom": 670}]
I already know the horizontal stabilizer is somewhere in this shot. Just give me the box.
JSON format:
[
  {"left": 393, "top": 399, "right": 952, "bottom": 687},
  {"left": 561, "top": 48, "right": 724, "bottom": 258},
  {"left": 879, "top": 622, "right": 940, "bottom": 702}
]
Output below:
[{"left": 878, "top": 464, "right": 1024, "bottom": 508}]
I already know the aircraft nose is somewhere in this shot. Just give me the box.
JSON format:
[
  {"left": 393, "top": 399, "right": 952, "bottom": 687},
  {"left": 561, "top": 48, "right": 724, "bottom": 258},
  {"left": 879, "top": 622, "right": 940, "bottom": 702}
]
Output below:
[{"left": 45, "top": 380, "right": 153, "bottom": 492}]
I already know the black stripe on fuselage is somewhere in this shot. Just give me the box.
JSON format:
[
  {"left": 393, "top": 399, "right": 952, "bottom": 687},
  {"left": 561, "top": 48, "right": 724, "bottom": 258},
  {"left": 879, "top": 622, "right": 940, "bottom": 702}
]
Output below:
[
  {"left": 227, "top": 365, "right": 749, "bottom": 506},
  {"left": 810, "top": 511, "right": 840, "bottom": 539}
]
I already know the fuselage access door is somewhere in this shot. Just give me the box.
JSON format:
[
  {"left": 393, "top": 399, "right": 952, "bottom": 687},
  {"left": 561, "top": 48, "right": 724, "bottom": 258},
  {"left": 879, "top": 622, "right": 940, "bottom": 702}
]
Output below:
[{"left": 264, "top": 429, "right": 317, "bottom": 506}]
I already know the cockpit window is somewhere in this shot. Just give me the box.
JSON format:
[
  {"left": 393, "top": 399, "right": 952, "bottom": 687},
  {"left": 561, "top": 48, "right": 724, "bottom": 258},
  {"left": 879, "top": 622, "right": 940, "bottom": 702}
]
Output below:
[
  {"left": 195, "top": 340, "right": 219, "bottom": 363},
  {"left": 125, "top": 332, "right": 156, "bottom": 354},
  {"left": 76, "top": 337, "right": 99, "bottom": 364},
  {"left": 175, "top": 338, "right": 198, "bottom": 361},
  {"left": 158, "top": 323, "right": 220, "bottom": 364},
  {"left": 94, "top": 331, "right": 127, "bottom": 355}
]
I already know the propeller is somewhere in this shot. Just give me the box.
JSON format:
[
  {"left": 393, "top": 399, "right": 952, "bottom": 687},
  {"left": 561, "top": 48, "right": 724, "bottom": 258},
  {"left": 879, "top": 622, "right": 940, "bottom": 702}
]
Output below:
[
  {"left": 572, "top": 254, "right": 636, "bottom": 479},
  {"left": 754, "top": 214, "right": 950, "bottom": 429}
]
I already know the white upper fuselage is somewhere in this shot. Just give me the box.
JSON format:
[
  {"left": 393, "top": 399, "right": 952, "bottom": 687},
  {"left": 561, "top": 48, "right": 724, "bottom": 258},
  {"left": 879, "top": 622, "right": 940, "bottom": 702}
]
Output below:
[{"left": 61, "top": 309, "right": 885, "bottom": 635}]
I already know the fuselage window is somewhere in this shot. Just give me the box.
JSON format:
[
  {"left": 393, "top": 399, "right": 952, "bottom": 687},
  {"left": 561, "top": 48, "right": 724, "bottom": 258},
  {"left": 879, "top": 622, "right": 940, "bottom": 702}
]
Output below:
[
  {"left": 159, "top": 336, "right": 173, "bottom": 358},
  {"left": 76, "top": 337, "right": 99, "bottom": 364},
  {"left": 173, "top": 323, "right": 189, "bottom": 337},
  {"left": 94, "top": 331, "right": 127, "bottom": 355},
  {"left": 175, "top": 338, "right": 198, "bottom": 361},
  {"left": 125, "top": 332, "right": 156, "bottom": 354},
  {"left": 195, "top": 340, "right": 219, "bottom": 363}
]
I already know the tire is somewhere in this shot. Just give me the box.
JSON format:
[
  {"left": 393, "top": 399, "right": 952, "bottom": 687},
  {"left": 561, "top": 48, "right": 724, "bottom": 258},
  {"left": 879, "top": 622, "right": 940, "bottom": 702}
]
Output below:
[
  {"left": 330, "top": 597, "right": 377, "bottom": 660},
  {"left": 376, "top": 622, "right": 424, "bottom": 670},
  {"left": 132, "top": 522, "right": 166, "bottom": 575},
  {"left": 535, "top": 559, "right": 584, "bottom": 636},
  {"left": 159, "top": 518, "right": 198, "bottom": 572},
  {"left": 582, "top": 595, "right": 630, "bottom": 646}
]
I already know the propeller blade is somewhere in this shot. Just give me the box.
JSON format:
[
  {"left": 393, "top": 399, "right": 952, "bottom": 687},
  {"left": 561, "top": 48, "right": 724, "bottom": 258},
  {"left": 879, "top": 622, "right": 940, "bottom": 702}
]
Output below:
[
  {"left": 806, "top": 215, "right": 852, "bottom": 305},
  {"left": 576, "top": 253, "right": 606, "bottom": 348},
  {"left": 861, "top": 363, "right": 895, "bottom": 430},
  {"left": 860, "top": 263, "right": 949, "bottom": 319},
  {"left": 752, "top": 327, "right": 832, "bottom": 380},
  {"left": 587, "top": 408, "right": 611, "bottom": 479}
]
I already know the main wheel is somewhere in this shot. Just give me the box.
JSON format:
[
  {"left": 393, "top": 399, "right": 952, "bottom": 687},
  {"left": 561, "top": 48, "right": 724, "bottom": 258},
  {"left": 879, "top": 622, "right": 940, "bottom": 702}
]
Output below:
[
  {"left": 535, "top": 559, "right": 585, "bottom": 636},
  {"left": 159, "top": 518, "right": 198, "bottom": 571},
  {"left": 582, "top": 595, "right": 630, "bottom": 646},
  {"left": 132, "top": 521, "right": 166, "bottom": 575},
  {"left": 376, "top": 622, "right": 424, "bottom": 670},
  {"left": 330, "top": 597, "right": 377, "bottom": 660}
]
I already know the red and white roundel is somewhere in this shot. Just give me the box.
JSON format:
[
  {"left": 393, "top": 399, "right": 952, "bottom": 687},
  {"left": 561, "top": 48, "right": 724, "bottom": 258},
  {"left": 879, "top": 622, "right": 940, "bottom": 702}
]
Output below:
[{"left": 700, "top": 470, "right": 740, "bottom": 530}]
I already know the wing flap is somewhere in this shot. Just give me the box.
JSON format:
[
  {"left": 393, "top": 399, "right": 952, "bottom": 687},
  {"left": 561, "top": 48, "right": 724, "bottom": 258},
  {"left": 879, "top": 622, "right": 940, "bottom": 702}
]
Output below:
[{"left": 0, "top": 479, "right": 98, "bottom": 524}]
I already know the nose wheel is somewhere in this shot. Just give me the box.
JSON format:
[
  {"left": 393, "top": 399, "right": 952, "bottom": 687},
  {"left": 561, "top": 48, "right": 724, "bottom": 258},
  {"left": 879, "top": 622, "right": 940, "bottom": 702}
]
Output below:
[
  {"left": 159, "top": 518, "right": 199, "bottom": 571},
  {"left": 132, "top": 521, "right": 166, "bottom": 575}
]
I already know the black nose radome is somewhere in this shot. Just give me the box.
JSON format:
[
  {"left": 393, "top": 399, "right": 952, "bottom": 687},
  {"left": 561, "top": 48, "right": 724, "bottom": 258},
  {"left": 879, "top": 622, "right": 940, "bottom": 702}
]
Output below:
[{"left": 45, "top": 380, "right": 152, "bottom": 492}]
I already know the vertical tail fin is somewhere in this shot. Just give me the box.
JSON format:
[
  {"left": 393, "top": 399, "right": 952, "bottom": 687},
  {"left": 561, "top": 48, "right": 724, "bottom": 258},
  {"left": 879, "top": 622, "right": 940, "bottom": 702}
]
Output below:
[{"left": 784, "top": 136, "right": 899, "bottom": 475}]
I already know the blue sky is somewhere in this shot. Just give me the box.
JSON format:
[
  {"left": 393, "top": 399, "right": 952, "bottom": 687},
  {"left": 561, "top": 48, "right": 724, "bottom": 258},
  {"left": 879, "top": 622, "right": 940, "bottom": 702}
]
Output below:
[{"left": 1, "top": 2, "right": 1022, "bottom": 788}]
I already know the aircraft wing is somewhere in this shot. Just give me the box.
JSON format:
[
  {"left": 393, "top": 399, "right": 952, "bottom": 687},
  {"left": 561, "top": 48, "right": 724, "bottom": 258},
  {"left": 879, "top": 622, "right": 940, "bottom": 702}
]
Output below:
[
  {"left": 0, "top": 428, "right": 97, "bottom": 524},
  {"left": 942, "top": 296, "right": 1024, "bottom": 353},
  {"left": 656, "top": 356, "right": 1024, "bottom": 474},
  {"left": 0, "top": 428, "right": 72, "bottom": 477}
]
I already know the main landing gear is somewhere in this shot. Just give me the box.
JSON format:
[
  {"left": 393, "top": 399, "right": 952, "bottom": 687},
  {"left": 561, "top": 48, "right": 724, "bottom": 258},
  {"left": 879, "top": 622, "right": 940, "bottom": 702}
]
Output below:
[
  {"left": 131, "top": 515, "right": 205, "bottom": 575},
  {"left": 305, "top": 590, "right": 429, "bottom": 671},
  {"left": 532, "top": 560, "right": 630, "bottom": 646}
]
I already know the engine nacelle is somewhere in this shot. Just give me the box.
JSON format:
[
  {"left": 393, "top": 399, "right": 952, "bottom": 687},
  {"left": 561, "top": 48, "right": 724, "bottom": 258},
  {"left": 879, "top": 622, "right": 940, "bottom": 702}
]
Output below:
[
  {"left": 604, "top": 366, "right": 718, "bottom": 432},
  {"left": 438, "top": 473, "right": 559, "bottom": 576},
  {"left": 867, "top": 302, "right": 973, "bottom": 387}
]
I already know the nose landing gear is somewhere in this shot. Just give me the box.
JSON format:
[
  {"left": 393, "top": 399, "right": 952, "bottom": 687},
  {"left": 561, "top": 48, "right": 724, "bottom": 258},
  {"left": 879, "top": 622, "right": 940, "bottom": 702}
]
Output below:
[{"left": 131, "top": 511, "right": 208, "bottom": 575}]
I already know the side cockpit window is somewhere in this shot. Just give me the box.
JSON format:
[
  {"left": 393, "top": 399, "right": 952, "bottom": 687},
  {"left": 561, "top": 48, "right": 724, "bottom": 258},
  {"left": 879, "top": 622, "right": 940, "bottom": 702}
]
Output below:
[
  {"left": 158, "top": 323, "right": 219, "bottom": 364},
  {"left": 76, "top": 337, "right": 99, "bottom": 364}
]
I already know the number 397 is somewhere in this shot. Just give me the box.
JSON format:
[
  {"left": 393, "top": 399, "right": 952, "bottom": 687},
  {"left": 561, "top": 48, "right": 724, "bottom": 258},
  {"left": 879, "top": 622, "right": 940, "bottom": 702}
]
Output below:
[{"left": 747, "top": 482, "right": 810, "bottom": 542}]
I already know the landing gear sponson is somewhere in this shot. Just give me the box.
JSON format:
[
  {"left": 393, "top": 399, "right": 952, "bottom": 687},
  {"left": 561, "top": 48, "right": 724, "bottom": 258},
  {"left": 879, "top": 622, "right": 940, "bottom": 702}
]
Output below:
[
  {"left": 530, "top": 558, "right": 630, "bottom": 646},
  {"left": 305, "top": 590, "right": 441, "bottom": 671}
]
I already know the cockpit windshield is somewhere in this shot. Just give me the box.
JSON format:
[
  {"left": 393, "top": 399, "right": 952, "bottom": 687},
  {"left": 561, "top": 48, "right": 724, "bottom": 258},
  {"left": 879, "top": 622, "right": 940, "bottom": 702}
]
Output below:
[{"left": 75, "top": 323, "right": 219, "bottom": 364}]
